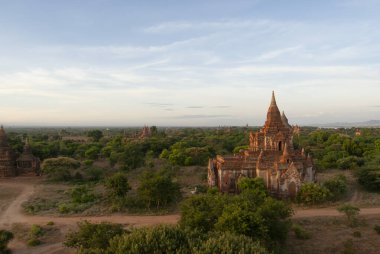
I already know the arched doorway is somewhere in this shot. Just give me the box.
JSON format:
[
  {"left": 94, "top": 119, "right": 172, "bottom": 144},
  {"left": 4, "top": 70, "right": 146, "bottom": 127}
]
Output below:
[
  {"left": 288, "top": 182, "right": 297, "bottom": 198},
  {"left": 278, "top": 141, "right": 282, "bottom": 151}
]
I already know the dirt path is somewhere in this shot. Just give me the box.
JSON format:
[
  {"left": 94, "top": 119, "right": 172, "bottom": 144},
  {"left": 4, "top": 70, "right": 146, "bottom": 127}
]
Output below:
[
  {"left": 0, "top": 179, "right": 179, "bottom": 228},
  {"left": 294, "top": 207, "right": 380, "bottom": 218},
  {"left": 1, "top": 178, "right": 380, "bottom": 254},
  {"left": 1, "top": 178, "right": 380, "bottom": 227}
]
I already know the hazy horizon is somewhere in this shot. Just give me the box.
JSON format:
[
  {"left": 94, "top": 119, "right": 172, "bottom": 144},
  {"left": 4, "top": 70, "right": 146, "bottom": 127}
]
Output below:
[{"left": 1, "top": 0, "right": 379, "bottom": 126}]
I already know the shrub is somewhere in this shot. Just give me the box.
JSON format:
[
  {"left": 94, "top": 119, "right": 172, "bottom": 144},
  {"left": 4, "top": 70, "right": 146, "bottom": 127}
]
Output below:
[
  {"left": 292, "top": 224, "right": 311, "bottom": 240},
  {"left": 356, "top": 167, "right": 380, "bottom": 192},
  {"left": 105, "top": 172, "right": 131, "bottom": 198},
  {"left": 297, "top": 183, "right": 332, "bottom": 205},
  {"left": 137, "top": 169, "right": 181, "bottom": 209},
  {"left": 64, "top": 221, "right": 124, "bottom": 251},
  {"left": 70, "top": 185, "right": 96, "bottom": 204},
  {"left": 108, "top": 225, "right": 190, "bottom": 254},
  {"left": 30, "top": 224, "right": 44, "bottom": 238},
  {"left": 323, "top": 174, "right": 347, "bottom": 201},
  {"left": 41, "top": 157, "right": 81, "bottom": 181},
  {"left": 374, "top": 225, "right": 380, "bottom": 234},
  {"left": 0, "top": 230, "right": 14, "bottom": 253},
  {"left": 337, "top": 204, "right": 360, "bottom": 227},
  {"left": 27, "top": 238, "right": 42, "bottom": 246},
  {"left": 47, "top": 221, "right": 54, "bottom": 226},
  {"left": 194, "top": 232, "right": 268, "bottom": 254}
]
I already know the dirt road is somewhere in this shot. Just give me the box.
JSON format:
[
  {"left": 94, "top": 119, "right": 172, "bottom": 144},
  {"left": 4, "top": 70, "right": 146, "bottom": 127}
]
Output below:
[{"left": 1, "top": 178, "right": 380, "bottom": 254}]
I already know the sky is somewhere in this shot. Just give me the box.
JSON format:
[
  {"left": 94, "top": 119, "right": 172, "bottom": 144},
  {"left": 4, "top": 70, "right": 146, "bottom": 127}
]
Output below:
[{"left": 0, "top": 0, "right": 379, "bottom": 127}]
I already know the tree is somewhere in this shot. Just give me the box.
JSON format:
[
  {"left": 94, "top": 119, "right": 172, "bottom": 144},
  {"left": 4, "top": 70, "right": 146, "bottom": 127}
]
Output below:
[
  {"left": 105, "top": 172, "right": 131, "bottom": 198},
  {"left": 64, "top": 221, "right": 124, "bottom": 252},
  {"left": 297, "top": 183, "right": 332, "bottom": 205},
  {"left": 323, "top": 174, "right": 347, "bottom": 200},
  {"left": 137, "top": 170, "right": 181, "bottom": 209},
  {"left": 357, "top": 167, "right": 380, "bottom": 192},
  {"left": 180, "top": 194, "right": 225, "bottom": 233},
  {"left": 41, "top": 157, "right": 81, "bottom": 181},
  {"left": 0, "top": 230, "right": 14, "bottom": 254},
  {"left": 180, "top": 191, "right": 292, "bottom": 248},
  {"left": 194, "top": 232, "right": 268, "bottom": 254},
  {"left": 108, "top": 225, "right": 190, "bottom": 254},
  {"left": 87, "top": 130, "right": 103, "bottom": 142},
  {"left": 337, "top": 204, "right": 360, "bottom": 227}
]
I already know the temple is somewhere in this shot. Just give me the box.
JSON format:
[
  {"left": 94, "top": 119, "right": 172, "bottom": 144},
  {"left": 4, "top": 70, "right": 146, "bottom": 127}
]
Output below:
[
  {"left": 0, "top": 126, "right": 40, "bottom": 177},
  {"left": 208, "top": 92, "right": 315, "bottom": 198}
]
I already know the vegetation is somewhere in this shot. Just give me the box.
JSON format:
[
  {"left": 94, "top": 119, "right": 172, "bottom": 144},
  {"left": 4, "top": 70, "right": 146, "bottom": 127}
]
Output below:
[
  {"left": 0, "top": 230, "right": 14, "bottom": 254},
  {"left": 27, "top": 224, "right": 44, "bottom": 246},
  {"left": 64, "top": 221, "right": 125, "bottom": 252},
  {"left": 180, "top": 177, "right": 292, "bottom": 250},
  {"left": 137, "top": 169, "right": 181, "bottom": 209},
  {"left": 337, "top": 204, "right": 360, "bottom": 227},
  {"left": 291, "top": 223, "right": 311, "bottom": 240},
  {"left": 323, "top": 174, "right": 348, "bottom": 201},
  {"left": 296, "top": 183, "right": 332, "bottom": 205}
]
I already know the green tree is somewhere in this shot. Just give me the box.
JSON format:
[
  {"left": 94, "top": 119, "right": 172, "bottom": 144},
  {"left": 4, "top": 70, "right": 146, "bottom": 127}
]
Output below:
[
  {"left": 64, "top": 221, "right": 124, "bottom": 252},
  {"left": 337, "top": 204, "right": 360, "bottom": 227},
  {"left": 194, "top": 232, "right": 268, "bottom": 254},
  {"left": 357, "top": 167, "right": 380, "bottom": 192},
  {"left": 108, "top": 225, "right": 190, "bottom": 254},
  {"left": 179, "top": 194, "right": 225, "bottom": 233},
  {"left": 137, "top": 170, "right": 181, "bottom": 209},
  {"left": 323, "top": 174, "right": 347, "bottom": 200},
  {"left": 87, "top": 130, "right": 103, "bottom": 142},
  {"left": 105, "top": 172, "right": 131, "bottom": 198},
  {"left": 41, "top": 157, "right": 81, "bottom": 181},
  {"left": 297, "top": 183, "right": 332, "bottom": 205}
]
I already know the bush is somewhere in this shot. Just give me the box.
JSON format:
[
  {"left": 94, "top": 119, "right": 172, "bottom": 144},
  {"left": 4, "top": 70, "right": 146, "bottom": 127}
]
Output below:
[
  {"left": 356, "top": 167, "right": 380, "bottom": 192},
  {"left": 105, "top": 172, "right": 131, "bottom": 199},
  {"left": 47, "top": 221, "right": 54, "bottom": 226},
  {"left": 297, "top": 183, "right": 332, "bottom": 205},
  {"left": 64, "top": 221, "right": 125, "bottom": 251},
  {"left": 0, "top": 230, "right": 14, "bottom": 253},
  {"left": 292, "top": 224, "right": 311, "bottom": 240},
  {"left": 108, "top": 225, "right": 190, "bottom": 254},
  {"left": 30, "top": 224, "right": 44, "bottom": 238},
  {"left": 353, "top": 231, "right": 361, "bottom": 238},
  {"left": 41, "top": 157, "right": 81, "bottom": 181},
  {"left": 374, "top": 225, "right": 380, "bottom": 234},
  {"left": 337, "top": 204, "right": 360, "bottom": 227},
  {"left": 137, "top": 169, "right": 181, "bottom": 209},
  {"left": 70, "top": 185, "right": 96, "bottom": 204},
  {"left": 194, "top": 232, "right": 268, "bottom": 254},
  {"left": 323, "top": 174, "right": 347, "bottom": 201},
  {"left": 27, "top": 238, "right": 42, "bottom": 246}
]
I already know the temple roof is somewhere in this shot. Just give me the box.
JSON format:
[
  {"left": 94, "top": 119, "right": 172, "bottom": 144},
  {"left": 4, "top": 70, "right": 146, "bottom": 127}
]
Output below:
[
  {"left": 264, "top": 91, "right": 285, "bottom": 131},
  {"left": 281, "top": 111, "right": 292, "bottom": 129},
  {"left": 0, "top": 125, "right": 9, "bottom": 147}
]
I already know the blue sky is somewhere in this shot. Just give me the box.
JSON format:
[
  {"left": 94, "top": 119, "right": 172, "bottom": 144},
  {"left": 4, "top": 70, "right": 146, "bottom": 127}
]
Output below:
[{"left": 0, "top": 0, "right": 379, "bottom": 126}]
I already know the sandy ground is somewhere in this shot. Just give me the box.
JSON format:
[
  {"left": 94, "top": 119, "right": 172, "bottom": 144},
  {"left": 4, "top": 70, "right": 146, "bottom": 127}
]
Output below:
[{"left": 1, "top": 177, "right": 380, "bottom": 253}]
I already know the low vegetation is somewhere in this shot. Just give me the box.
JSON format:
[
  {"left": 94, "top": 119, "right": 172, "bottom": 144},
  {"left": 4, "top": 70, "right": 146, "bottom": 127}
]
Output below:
[{"left": 0, "top": 230, "right": 14, "bottom": 254}]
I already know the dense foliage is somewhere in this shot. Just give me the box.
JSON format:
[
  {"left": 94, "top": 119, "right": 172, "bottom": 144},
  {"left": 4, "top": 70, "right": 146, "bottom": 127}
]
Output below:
[
  {"left": 180, "top": 177, "right": 292, "bottom": 249},
  {"left": 0, "top": 230, "right": 14, "bottom": 254},
  {"left": 64, "top": 221, "right": 125, "bottom": 252}
]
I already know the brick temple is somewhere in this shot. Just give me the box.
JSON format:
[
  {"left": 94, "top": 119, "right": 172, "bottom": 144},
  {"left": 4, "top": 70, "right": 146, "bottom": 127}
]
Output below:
[
  {"left": 0, "top": 126, "right": 40, "bottom": 177},
  {"left": 208, "top": 92, "right": 315, "bottom": 198}
]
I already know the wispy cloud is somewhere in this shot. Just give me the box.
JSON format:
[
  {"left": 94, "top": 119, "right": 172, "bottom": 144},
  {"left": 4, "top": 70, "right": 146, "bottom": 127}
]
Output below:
[{"left": 171, "top": 114, "right": 233, "bottom": 119}]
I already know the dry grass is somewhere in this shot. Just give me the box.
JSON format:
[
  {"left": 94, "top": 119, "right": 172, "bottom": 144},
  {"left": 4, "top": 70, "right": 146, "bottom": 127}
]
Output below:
[
  {"left": 287, "top": 215, "right": 380, "bottom": 254},
  {"left": 0, "top": 184, "right": 23, "bottom": 213}
]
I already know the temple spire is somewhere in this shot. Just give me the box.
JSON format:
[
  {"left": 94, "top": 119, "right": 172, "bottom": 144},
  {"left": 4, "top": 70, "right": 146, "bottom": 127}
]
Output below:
[
  {"left": 264, "top": 91, "right": 284, "bottom": 130},
  {"left": 271, "top": 91, "right": 277, "bottom": 106}
]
